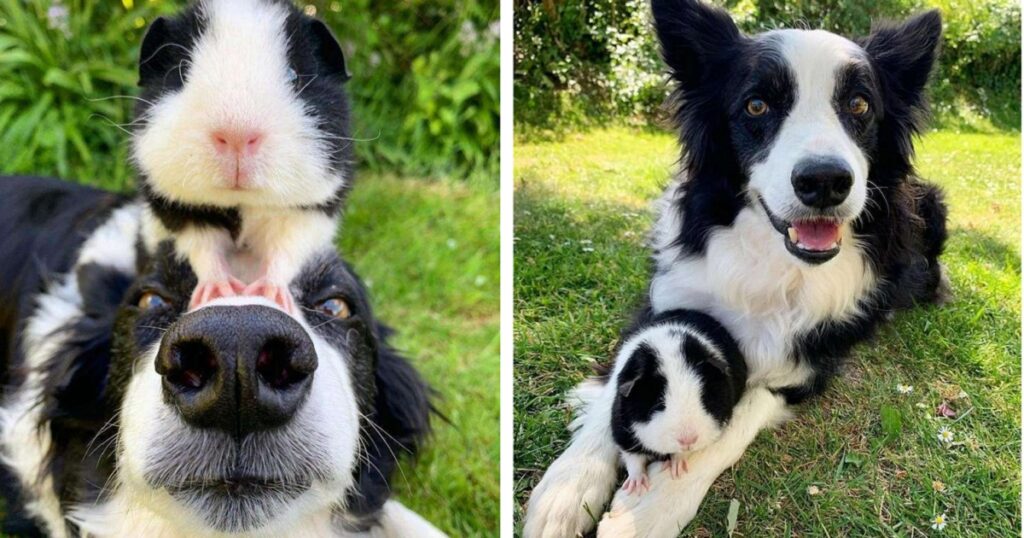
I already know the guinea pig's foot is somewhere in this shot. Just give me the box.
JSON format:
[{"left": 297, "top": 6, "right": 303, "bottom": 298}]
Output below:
[
  {"left": 243, "top": 277, "right": 295, "bottom": 314},
  {"left": 663, "top": 455, "right": 689, "bottom": 478},
  {"left": 189, "top": 277, "right": 246, "bottom": 310},
  {"left": 621, "top": 474, "right": 649, "bottom": 495}
]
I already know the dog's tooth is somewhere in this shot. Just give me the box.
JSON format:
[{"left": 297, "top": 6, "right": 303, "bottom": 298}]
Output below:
[
  {"left": 787, "top": 227, "right": 798, "bottom": 242},
  {"left": 837, "top": 236, "right": 843, "bottom": 246}
]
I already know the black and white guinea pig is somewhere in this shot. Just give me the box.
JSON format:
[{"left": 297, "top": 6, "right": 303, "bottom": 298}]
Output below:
[
  {"left": 610, "top": 309, "right": 747, "bottom": 494},
  {"left": 132, "top": 0, "right": 353, "bottom": 313}
]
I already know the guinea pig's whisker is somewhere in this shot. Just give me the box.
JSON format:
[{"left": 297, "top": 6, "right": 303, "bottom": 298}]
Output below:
[
  {"left": 87, "top": 95, "right": 158, "bottom": 107},
  {"left": 138, "top": 41, "right": 192, "bottom": 66},
  {"left": 297, "top": 74, "right": 318, "bottom": 95},
  {"left": 89, "top": 114, "right": 137, "bottom": 136}
]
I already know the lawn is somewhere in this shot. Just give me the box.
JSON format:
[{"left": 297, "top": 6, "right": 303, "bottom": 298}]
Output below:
[{"left": 513, "top": 127, "right": 1021, "bottom": 536}]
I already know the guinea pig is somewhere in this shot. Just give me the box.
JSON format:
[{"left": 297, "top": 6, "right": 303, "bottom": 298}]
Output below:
[
  {"left": 610, "top": 309, "right": 747, "bottom": 494},
  {"left": 132, "top": 0, "right": 353, "bottom": 313}
]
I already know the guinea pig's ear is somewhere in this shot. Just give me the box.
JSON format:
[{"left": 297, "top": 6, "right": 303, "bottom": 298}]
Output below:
[
  {"left": 138, "top": 17, "right": 171, "bottom": 87},
  {"left": 682, "top": 335, "right": 729, "bottom": 374},
  {"left": 618, "top": 375, "right": 640, "bottom": 398},
  {"left": 308, "top": 19, "right": 351, "bottom": 82},
  {"left": 650, "top": 0, "right": 742, "bottom": 91}
]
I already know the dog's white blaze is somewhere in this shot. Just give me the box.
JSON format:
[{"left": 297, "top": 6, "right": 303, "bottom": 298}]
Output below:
[
  {"left": 749, "top": 30, "right": 870, "bottom": 223},
  {"left": 649, "top": 183, "right": 875, "bottom": 388},
  {"left": 0, "top": 204, "right": 141, "bottom": 538},
  {"left": 103, "top": 295, "right": 361, "bottom": 536},
  {"left": 625, "top": 326, "right": 724, "bottom": 456},
  {"left": 133, "top": 0, "right": 342, "bottom": 209}
]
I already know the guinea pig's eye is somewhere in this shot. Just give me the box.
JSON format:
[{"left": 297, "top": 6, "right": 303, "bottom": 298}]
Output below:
[
  {"left": 316, "top": 297, "right": 351, "bottom": 319},
  {"left": 848, "top": 95, "right": 869, "bottom": 116},
  {"left": 138, "top": 291, "right": 168, "bottom": 310},
  {"left": 286, "top": 68, "right": 299, "bottom": 83},
  {"left": 745, "top": 98, "right": 768, "bottom": 117}
]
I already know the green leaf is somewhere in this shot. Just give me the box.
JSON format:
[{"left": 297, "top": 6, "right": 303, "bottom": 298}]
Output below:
[{"left": 880, "top": 404, "right": 903, "bottom": 440}]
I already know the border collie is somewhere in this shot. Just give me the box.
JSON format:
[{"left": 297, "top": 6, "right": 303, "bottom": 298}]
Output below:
[
  {"left": 524, "top": 1, "right": 948, "bottom": 535},
  {"left": 0, "top": 177, "right": 445, "bottom": 537}
]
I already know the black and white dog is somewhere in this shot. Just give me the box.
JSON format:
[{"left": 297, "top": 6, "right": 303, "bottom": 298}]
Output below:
[
  {"left": 0, "top": 177, "right": 445, "bottom": 537},
  {"left": 525, "top": 1, "right": 948, "bottom": 536}
]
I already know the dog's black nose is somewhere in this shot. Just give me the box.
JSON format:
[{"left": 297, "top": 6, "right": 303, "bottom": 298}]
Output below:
[
  {"left": 791, "top": 157, "right": 853, "bottom": 209},
  {"left": 156, "top": 305, "right": 317, "bottom": 435}
]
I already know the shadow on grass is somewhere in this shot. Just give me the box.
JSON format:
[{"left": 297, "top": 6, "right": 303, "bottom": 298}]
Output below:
[{"left": 948, "top": 227, "right": 1021, "bottom": 272}]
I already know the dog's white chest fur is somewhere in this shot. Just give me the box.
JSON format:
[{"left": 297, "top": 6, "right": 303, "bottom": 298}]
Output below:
[{"left": 648, "top": 181, "right": 876, "bottom": 388}]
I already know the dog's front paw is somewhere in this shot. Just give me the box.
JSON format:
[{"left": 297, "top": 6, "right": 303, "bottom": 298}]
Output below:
[
  {"left": 523, "top": 452, "right": 617, "bottom": 538},
  {"left": 597, "top": 465, "right": 702, "bottom": 538}
]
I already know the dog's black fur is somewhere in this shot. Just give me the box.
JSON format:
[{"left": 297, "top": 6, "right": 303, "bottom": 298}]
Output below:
[{"left": 0, "top": 178, "right": 431, "bottom": 535}]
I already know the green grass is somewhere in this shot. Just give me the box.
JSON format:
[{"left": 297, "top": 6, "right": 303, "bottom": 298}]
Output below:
[
  {"left": 513, "top": 127, "right": 1020, "bottom": 536},
  {"left": 341, "top": 176, "right": 499, "bottom": 536}
]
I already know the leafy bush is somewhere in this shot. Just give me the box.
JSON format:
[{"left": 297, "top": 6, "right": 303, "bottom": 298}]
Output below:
[
  {"left": 0, "top": 0, "right": 173, "bottom": 189},
  {"left": 514, "top": 0, "right": 1021, "bottom": 132},
  {"left": 317, "top": 0, "right": 499, "bottom": 179},
  {"left": 0, "top": 0, "right": 498, "bottom": 188}
]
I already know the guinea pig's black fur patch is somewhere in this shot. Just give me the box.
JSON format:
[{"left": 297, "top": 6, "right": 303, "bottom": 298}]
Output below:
[{"left": 611, "top": 309, "right": 747, "bottom": 457}]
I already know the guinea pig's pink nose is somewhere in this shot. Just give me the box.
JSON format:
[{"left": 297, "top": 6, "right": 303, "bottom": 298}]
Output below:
[
  {"left": 678, "top": 433, "right": 699, "bottom": 448},
  {"left": 211, "top": 128, "right": 263, "bottom": 157}
]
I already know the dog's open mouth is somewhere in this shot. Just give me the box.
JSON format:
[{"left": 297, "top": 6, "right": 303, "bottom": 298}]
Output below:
[{"left": 756, "top": 195, "right": 843, "bottom": 264}]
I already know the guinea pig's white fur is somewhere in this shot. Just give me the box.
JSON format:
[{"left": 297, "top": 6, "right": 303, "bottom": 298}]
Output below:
[{"left": 134, "top": 0, "right": 344, "bottom": 210}]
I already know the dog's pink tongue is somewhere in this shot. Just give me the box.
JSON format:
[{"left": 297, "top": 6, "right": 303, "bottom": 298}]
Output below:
[{"left": 792, "top": 220, "right": 840, "bottom": 251}]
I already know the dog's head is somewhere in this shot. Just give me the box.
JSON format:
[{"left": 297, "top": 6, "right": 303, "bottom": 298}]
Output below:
[
  {"left": 652, "top": 0, "right": 941, "bottom": 264},
  {"left": 132, "top": 0, "right": 352, "bottom": 210},
  {"left": 102, "top": 242, "right": 421, "bottom": 533}
]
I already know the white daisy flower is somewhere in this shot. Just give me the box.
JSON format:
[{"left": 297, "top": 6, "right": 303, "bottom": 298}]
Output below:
[
  {"left": 937, "top": 426, "right": 954, "bottom": 444},
  {"left": 931, "top": 512, "right": 948, "bottom": 531},
  {"left": 896, "top": 384, "right": 914, "bottom": 394}
]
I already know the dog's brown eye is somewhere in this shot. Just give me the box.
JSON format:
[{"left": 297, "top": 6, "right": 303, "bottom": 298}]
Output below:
[
  {"left": 849, "top": 96, "right": 869, "bottom": 116},
  {"left": 317, "top": 297, "right": 351, "bottom": 319},
  {"left": 746, "top": 99, "right": 768, "bottom": 117},
  {"left": 138, "top": 291, "right": 168, "bottom": 310}
]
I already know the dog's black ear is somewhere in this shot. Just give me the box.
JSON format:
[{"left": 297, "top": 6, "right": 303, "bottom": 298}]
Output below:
[
  {"left": 861, "top": 10, "right": 942, "bottom": 112},
  {"left": 139, "top": 17, "right": 172, "bottom": 86},
  {"left": 651, "top": 0, "right": 741, "bottom": 89},
  {"left": 308, "top": 19, "right": 351, "bottom": 82}
]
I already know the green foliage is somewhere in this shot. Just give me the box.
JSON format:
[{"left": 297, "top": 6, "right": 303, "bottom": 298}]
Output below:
[
  {"left": 0, "top": 0, "right": 173, "bottom": 189},
  {"left": 0, "top": 0, "right": 498, "bottom": 187},
  {"left": 317, "top": 0, "right": 500, "bottom": 180},
  {"left": 514, "top": 0, "right": 1021, "bottom": 133}
]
